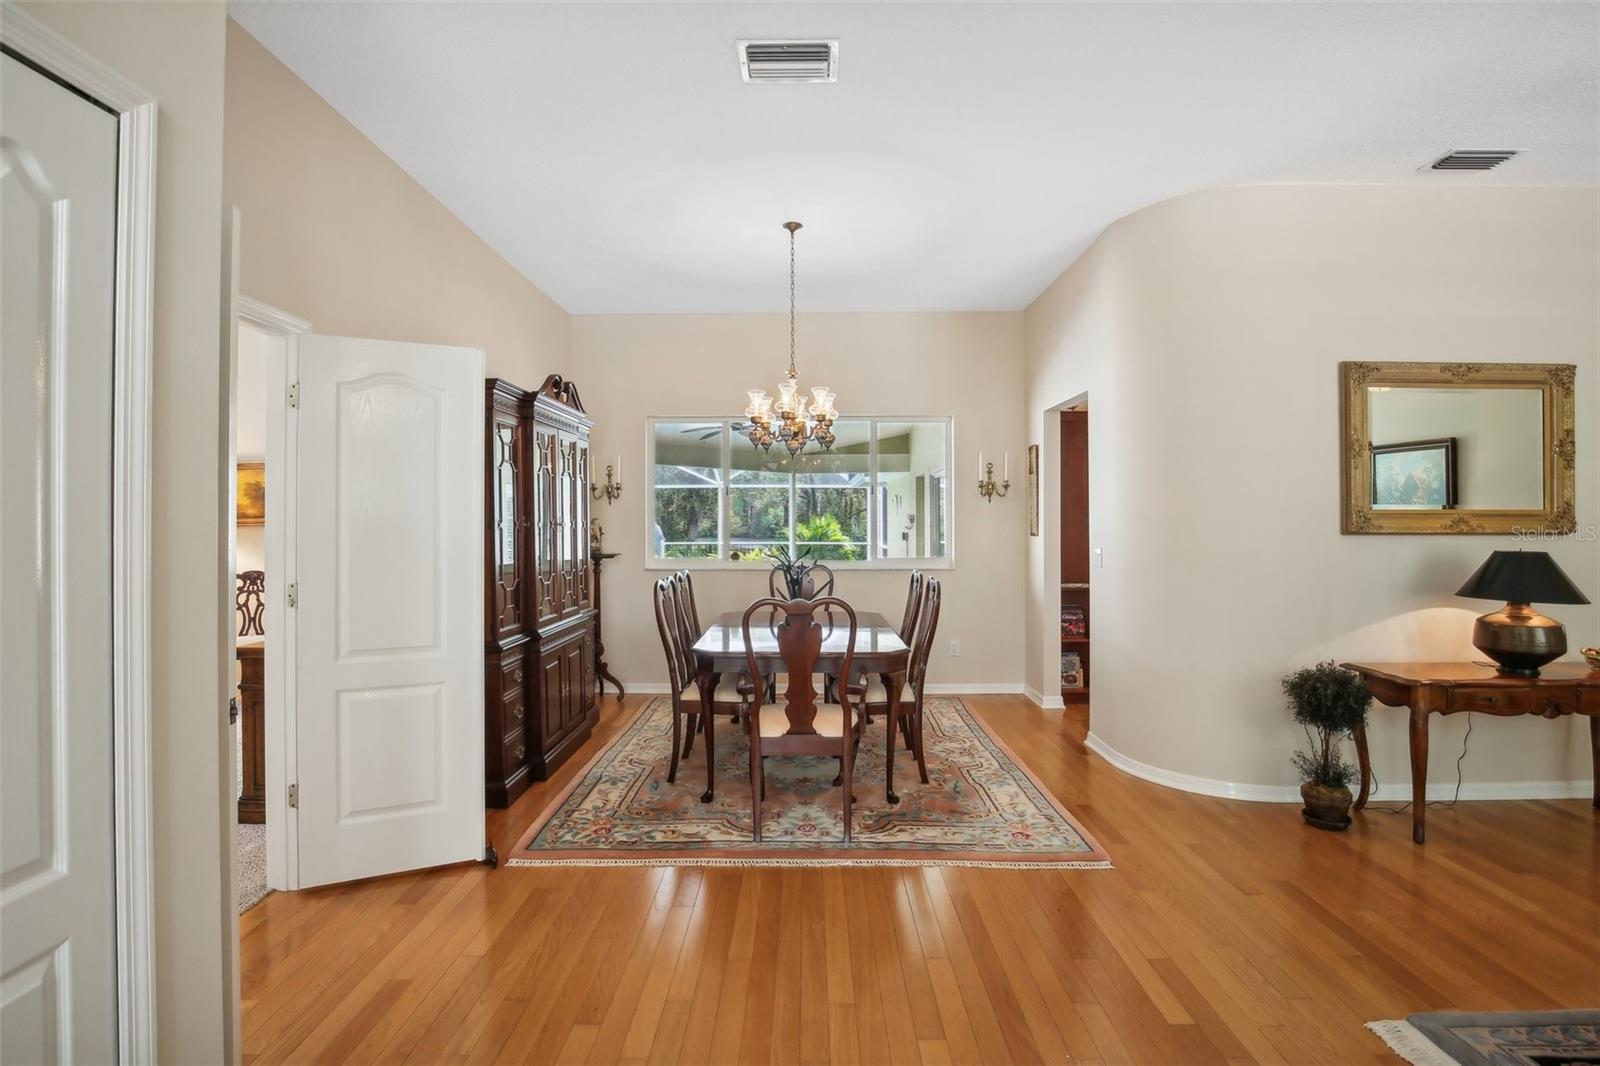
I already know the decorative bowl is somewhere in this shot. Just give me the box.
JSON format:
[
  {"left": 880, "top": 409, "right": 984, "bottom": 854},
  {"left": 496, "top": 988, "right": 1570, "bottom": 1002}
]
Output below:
[{"left": 1583, "top": 647, "right": 1600, "bottom": 669}]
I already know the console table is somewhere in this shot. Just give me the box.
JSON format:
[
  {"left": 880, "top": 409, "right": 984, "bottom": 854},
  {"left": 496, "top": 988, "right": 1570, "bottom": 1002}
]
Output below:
[{"left": 1342, "top": 661, "right": 1600, "bottom": 844}]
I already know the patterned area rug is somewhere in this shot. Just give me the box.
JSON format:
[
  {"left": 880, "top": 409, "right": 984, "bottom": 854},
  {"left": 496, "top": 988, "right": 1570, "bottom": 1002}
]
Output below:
[
  {"left": 237, "top": 822, "right": 270, "bottom": 913},
  {"left": 1368, "top": 1011, "right": 1600, "bottom": 1066},
  {"left": 509, "top": 696, "right": 1110, "bottom": 868}
]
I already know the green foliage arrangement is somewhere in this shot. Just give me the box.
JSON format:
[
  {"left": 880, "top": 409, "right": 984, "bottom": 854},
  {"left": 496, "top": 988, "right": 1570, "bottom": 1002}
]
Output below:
[
  {"left": 765, "top": 544, "right": 814, "bottom": 599},
  {"left": 1282, "top": 661, "right": 1371, "bottom": 789}
]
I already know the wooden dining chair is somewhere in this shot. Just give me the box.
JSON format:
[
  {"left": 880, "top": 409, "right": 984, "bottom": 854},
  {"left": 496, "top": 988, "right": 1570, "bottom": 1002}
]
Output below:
[
  {"left": 653, "top": 577, "right": 745, "bottom": 784},
  {"left": 899, "top": 569, "right": 925, "bottom": 639},
  {"left": 673, "top": 569, "right": 702, "bottom": 634},
  {"left": 766, "top": 562, "right": 837, "bottom": 600},
  {"left": 669, "top": 569, "right": 740, "bottom": 732},
  {"left": 740, "top": 596, "right": 860, "bottom": 842},
  {"left": 853, "top": 577, "right": 941, "bottom": 785}
]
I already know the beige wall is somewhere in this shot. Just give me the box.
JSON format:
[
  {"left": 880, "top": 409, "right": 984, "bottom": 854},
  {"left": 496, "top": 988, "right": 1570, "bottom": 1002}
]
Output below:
[
  {"left": 19, "top": 2, "right": 232, "bottom": 1059},
  {"left": 1025, "top": 185, "right": 1600, "bottom": 795},
  {"left": 572, "top": 312, "right": 1028, "bottom": 691},
  {"left": 224, "top": 20, "right": 570, "bottom": 387}
]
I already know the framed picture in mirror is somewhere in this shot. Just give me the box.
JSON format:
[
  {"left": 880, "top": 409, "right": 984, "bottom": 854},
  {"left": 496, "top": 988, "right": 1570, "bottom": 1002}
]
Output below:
[
  {"left": 1340, "top": 361, "right": 1575, "bottom": 534},
  {"left": 1371, "top": 437, "right": 1457, "bottom": 509}
]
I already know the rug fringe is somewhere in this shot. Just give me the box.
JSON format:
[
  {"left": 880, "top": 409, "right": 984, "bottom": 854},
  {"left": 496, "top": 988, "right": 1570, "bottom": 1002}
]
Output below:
[
  {"left": 1365, "top": 1020, "right": 1459, "bottom": 1066},
  {"left": 506, "top": 857, "right": 1114, "bottom": 869}
]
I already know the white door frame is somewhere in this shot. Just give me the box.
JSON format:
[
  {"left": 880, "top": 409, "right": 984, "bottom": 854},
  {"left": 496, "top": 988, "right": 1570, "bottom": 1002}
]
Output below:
[
  {"left": 0, "top": 5, "right": 158, "bottom": 1061},
  {"left": 237, "top": 296, "right": 311, "bottom": 891}
]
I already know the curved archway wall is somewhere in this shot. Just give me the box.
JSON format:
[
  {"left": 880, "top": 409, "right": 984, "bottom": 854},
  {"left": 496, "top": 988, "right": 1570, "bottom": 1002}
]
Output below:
[{"left": 1025, "top": 185, "right": 1599, "bottom": 799}]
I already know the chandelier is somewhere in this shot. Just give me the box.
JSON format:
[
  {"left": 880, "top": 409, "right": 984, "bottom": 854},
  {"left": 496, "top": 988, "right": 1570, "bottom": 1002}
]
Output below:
[{"left": 743, "top": 221, "right": 838, "bottom": 454}]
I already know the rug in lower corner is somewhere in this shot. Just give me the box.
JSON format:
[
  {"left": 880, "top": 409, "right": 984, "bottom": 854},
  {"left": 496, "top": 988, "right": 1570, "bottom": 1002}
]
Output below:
[
  {"left": 508, "top": 695, "right": 1111, "bottom": 868},
  {"left": 1368, "top": 1010, "right": 1600, "bottom": 1066}
]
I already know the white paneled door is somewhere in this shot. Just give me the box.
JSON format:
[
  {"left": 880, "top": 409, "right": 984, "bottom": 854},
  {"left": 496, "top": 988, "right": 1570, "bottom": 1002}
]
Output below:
[
  {"left": 293, "top": 336, "right": 484, "bottom": 887},
  {"left": 1, "top": 53, "right": 119, "bottom": 1064}
]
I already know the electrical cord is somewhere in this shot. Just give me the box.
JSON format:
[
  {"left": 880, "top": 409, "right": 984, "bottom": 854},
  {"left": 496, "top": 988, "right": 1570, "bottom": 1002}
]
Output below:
[{"left": 1366, "top": 712, "right": 1472, "bottom": 814}]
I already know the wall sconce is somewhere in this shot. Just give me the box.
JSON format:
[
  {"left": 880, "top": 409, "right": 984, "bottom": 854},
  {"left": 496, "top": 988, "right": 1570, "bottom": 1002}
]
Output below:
[
  {"left": 977, "top": 451, "right": 1009, "bottom": 503},
  {"left": 591, "top": 454, "right": 623, "bottom": 504}
]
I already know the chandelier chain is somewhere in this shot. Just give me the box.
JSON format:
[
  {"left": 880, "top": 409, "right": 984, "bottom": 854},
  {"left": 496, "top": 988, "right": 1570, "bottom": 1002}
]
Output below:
[{"left": 788, "top": 225, "right": 797, "bottom": 377}]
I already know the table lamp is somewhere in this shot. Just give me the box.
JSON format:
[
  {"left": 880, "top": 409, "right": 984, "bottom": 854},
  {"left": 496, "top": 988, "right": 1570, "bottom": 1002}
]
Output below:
[{"left": 1455, "top": 550, "right": 1590, "bottom": 676}]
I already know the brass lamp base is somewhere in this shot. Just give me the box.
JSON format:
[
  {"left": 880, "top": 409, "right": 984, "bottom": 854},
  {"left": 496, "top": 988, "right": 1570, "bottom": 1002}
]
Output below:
[{"left": 1472, "top": 602, "right": 1567, "bottom": 677}]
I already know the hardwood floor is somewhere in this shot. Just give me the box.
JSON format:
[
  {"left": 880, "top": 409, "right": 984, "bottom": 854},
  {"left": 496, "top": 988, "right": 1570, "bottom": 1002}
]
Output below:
[{"left": 240, "top": 694, "right": 1600, "bottom": 1065}]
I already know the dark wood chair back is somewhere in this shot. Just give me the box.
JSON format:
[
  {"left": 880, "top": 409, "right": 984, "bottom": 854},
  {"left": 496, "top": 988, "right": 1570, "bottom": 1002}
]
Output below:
[
  {"left": 909, "top": 578, "right": 942, "bottom": 695},
  {"left": 898, "top": 569, "right": 925, "bottom": 641},
  {"left": 741, "top": 596, "right": 857, "bottom": 737},
  {"left": 673, "top": 569, "right": 702, "bottom": 634},
  {"left": 652, "top": 577, "right": 690, "bottom": 695},
  {"left": 766, "top": 563, "right": 837, "bottom": 600},
  {"left": 237, "top": 570, "right": 266, "bottom": 637}
]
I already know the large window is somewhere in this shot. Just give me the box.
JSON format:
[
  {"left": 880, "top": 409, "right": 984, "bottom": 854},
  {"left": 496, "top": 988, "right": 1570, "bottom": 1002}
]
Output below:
[{"left": 648, "top": 418, "right": 952, "bottom": 566}]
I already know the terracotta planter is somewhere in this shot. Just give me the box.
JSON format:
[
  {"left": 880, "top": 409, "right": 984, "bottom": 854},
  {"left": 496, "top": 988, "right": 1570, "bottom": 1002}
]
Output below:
[{"left": 1300, "top": 782, "right": 1353, "bottom": 831}]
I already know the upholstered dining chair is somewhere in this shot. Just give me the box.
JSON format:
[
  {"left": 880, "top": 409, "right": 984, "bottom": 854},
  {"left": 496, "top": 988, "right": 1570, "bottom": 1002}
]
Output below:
[
  {"left": 652, "top": 577, "right": 745, "bottom": 784},
  {"left": 739, "top": 596, "right": 860, "bottom": 842},
  {"left": 853, "top": 577, "right": 941, "bottom": 786},
  {"left": 764, "top": 563, "right": 841, "bottom": 701}
]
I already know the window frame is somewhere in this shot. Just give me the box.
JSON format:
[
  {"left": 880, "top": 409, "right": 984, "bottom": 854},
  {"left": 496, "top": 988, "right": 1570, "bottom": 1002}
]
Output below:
[{"left": 645, "top": 415, "right": 956, "bottom": 570}]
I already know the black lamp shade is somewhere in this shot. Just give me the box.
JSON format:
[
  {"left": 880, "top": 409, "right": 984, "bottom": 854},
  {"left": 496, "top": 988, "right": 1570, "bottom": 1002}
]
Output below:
[{"left": 1455, "top": 550, "right": 1590, "bottom": 606}]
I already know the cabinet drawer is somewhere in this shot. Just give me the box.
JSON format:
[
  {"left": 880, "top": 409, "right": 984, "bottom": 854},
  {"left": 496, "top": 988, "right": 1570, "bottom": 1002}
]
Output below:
[
  {"left": 503, "top": 686, "right": 527, "bottom": 730},
  {"left": 1449, "top": 686, "right": 1576, "bottom": 715},
  {"left": 502, "top": 731, "right": 529, "bottom": 771}
]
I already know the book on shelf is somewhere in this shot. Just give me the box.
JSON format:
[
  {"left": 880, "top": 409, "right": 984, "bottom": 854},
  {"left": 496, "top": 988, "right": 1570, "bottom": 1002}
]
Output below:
[
  {"left": 1060, "top": 604, "right": 1087, "bottom": 638},
  {"left": 1060, "top": 651, "right": 1083, "bottom": 688}
]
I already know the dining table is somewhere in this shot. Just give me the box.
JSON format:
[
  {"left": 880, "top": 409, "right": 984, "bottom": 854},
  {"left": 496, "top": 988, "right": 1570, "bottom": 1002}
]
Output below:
[{"left": 690, "top": 609, "right": 911, "bottom": 806}]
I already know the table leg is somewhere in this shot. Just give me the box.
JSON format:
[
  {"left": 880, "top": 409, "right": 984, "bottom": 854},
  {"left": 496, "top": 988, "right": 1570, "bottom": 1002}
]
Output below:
[
  {"left": 1590, "top": 715, "right": 1599, "bottom": 811},
  {"left": 696, "top": 669, "right": 718, "bottom": 803},
  {"left": 1352, "top": 721, "right": 1371, "bottom": 812},
  {"left": 1409, "top": 706, "right": 1428, "bottom": 844},
  {"left": 884, "top": 671, "right": 906, "bottom": 806}
]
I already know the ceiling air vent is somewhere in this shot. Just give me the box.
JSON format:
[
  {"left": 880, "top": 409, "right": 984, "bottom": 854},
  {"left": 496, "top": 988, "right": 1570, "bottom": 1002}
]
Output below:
[
  {"left": 738, "top": 39, "right": 838, "bottom": 83},
  {"left": 1427, "top": 149, "right": 1521, "bottom": 171}
]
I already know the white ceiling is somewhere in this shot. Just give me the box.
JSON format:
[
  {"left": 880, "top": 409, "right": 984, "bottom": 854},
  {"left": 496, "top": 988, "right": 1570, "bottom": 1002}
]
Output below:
[{"left": 230, "top": 2, "right": 1598, "bottom": 314}]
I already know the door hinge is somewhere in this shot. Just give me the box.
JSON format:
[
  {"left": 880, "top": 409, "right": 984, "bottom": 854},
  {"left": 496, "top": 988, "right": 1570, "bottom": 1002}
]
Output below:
[
  {"left": 228, "top": 696, "right": 239, "bottom": 726},
  {"left": 287, "top": 783, "right": 299, "bottom": 809},
  {"left": 287, "top": 582, "right": 298, "bottom": 608},
  {"left": 288, "top": 382, "right": 300, "bottom": 409}
]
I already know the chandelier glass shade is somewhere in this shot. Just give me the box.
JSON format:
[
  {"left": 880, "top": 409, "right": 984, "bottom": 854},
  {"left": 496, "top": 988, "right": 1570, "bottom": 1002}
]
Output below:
[{"left": 744, "top": 222, "right": 837, "bottom": 455}]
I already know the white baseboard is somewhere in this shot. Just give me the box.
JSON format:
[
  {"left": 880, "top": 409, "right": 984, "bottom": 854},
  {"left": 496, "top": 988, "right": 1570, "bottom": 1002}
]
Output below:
[
  {"left": 1023, "top": 685, "right": 1065, "bottom": 710},
  {"left": 925, "top": 682, "right": 1024, "bottom": 695},
  {"left": 619, "top": 682, "right": 673, "bottom": 695},
  {"left": 1084, "top": 731, "right": 1590, "bottom": 804}
]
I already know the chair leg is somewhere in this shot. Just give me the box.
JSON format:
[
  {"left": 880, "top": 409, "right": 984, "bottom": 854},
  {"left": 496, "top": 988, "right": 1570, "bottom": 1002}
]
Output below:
[
  {"left": 750, "top": 737, "right": 763, "bottom": 843},
  {"left": 833, "top": 757, "right": 843, "bottom": 788},
  {"left": 841, "top": 734, "right": 854, "bottom": 845},
  {"left": 682, "top": 706, "right": 697, "bottom": 758},
  {"left": 913, "top": 699, "right": 929, "bottom": 785},
  {"left": 667, "top": 700, "right": 682, "bottom": 784}
]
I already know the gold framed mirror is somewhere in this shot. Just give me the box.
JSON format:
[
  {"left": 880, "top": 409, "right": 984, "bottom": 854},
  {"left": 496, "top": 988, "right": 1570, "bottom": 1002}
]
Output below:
[{"left": 1340, "top": 361, "right": 1576, "bottom": 534}]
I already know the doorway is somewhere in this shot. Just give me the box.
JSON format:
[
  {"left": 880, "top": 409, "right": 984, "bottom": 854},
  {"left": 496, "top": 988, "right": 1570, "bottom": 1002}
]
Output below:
[
  {"left": 230, "top": 298, "right": 307, "bottom": 911},
  {"left": 1058, "top": 402, "right": 1090, "bottom": 726}
]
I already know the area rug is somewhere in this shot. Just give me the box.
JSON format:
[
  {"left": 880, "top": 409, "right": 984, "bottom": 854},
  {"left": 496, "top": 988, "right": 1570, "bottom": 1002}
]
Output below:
[
  {"left": 237, "top": 822, "right": 271, "bottom": 913},
  {"left": 508, "top": 695, "right": 1110, "bottom": 868},
  {"left": 1368, "top": 1011, "right": 1600, "bottom": 1066}
]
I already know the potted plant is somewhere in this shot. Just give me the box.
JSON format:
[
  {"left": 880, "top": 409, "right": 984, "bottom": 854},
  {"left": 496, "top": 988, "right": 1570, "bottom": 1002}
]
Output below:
[
  {"left": 1282, "top": 661, "right": 1371, "bottom": 830},
  {"left": 764, "top": 544, "right": 814, "bottom": 599}
]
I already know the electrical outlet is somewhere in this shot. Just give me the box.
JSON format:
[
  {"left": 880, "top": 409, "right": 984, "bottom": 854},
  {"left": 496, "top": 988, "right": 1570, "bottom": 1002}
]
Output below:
[{"left": 950, "top": 640, "right": 961, "bottom": 657}]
